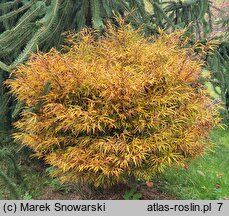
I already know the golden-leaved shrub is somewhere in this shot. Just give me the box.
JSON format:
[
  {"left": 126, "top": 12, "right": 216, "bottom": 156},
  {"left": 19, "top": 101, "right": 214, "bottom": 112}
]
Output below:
[{"left": 7, "top": 23, "right": 220, "bottom": 187}]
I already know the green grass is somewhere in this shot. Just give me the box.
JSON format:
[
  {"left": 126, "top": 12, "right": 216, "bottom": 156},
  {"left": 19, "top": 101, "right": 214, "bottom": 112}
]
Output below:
[{"left": 156, "top": 127, "right": 229, "bottom": 199}]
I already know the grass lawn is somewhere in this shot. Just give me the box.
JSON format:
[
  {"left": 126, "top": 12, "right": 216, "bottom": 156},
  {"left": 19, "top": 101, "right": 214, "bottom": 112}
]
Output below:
[{"left": 155, "top": 127, "right": 229, "bottom": 200}]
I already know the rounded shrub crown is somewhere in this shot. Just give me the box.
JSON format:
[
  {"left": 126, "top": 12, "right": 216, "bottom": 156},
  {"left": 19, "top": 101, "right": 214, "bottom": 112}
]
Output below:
[{"left": 7, "top": 23, "right": 220, "bottom": 187}]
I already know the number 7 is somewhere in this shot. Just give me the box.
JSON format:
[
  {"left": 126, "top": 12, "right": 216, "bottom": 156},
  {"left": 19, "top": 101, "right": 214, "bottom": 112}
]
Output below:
[{"left": 217, "top": 203, "right": 223, "bottom": 211}]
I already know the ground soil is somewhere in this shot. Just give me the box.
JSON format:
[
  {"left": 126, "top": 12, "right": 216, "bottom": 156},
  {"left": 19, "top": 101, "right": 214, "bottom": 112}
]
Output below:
[{"left": 40, "top": 184, "right": 176, "bottom": 200}]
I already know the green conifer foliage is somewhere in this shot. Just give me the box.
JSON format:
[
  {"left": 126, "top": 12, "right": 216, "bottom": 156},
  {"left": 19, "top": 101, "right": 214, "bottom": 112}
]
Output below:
[
  {"left": 0, "top": 0, "right": 219, "bottom": 72},
  {"left": 0, "top": 148, "right": 23, "bottom": 199}
]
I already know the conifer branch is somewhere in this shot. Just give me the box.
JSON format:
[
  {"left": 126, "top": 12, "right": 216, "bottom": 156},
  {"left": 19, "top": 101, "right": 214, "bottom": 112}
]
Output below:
[
  {"left": 0, "top": 0, "right": 16, "bottom": 10},
  {"left": 0, "top": 61, "right": 10, "bottom": 73},
  {"left": 0, "top": 0, "right": 35, "bottom": 22},
  {"left": 91, "top": 0, "right": 104, "bottom": 29},
  {"left": 11, "top": 0, "right": 60, "bottom": 68},
  {"left": 0, "top": 148, "right": 23, "bottom": 199},
  {"left": 0, "top": 170, "right": 19, "bottom": 199}
]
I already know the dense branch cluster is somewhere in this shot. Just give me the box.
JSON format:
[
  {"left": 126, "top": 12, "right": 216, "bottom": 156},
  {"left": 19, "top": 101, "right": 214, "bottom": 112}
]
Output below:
[{"left": 7, "top": 23, "right": 220, "bottom": 187}]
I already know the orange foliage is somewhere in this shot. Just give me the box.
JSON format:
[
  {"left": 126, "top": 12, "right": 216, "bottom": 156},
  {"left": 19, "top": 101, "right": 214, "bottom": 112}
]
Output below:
[{"left": 6, "top": 23, "right": 221, "bottom": 188}]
